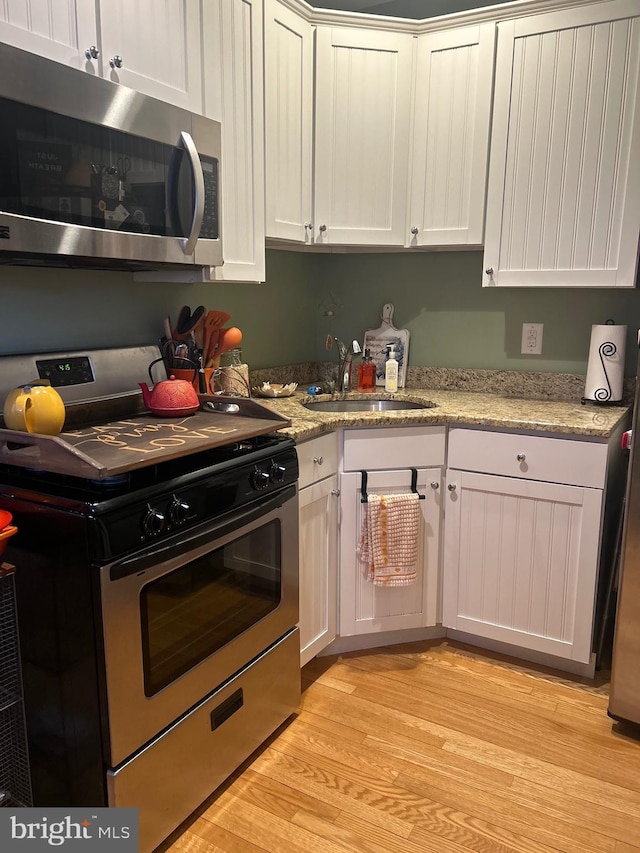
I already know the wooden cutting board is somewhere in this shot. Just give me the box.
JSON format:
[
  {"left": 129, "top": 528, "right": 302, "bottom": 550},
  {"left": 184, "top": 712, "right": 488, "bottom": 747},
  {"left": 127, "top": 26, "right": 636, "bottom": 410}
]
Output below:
[{"left": 363, "top": 303, "right": 410, "bottom": 388}]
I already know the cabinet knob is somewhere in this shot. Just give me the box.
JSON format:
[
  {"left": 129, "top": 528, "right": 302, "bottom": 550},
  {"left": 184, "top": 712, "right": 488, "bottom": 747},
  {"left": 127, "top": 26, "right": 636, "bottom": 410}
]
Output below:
[
  {"left": 110, "top": 55, "right": 124, "bottom": 69},
  {"left": 313, "top": 456, "right": 324, "bottom": 465},
  {"left": 331, "top": 488, "right": 341, "bottom": 496},
  {"left": 447, "top": 483, "right": 457, "bottom": 492},
  {"left": 318, "top": 224, "right": 327, "bottom": 233},
  {"left": 517, "top": 453, "right": 526, "bottom": 462},
  {"left": 85, "top": 45, "right": 100, "bottom": 60},
  {"left": 430, "top": 481, "right": 439, "bottom": 489},
  {"left": 304, "top": 222, "right": 313, "bottom": 230},
  {"left": 485, "top": 267, "right": 494, "bottom": 276},
  {"left": 410, "top": 226, "right": 419, "bottom": 235}
]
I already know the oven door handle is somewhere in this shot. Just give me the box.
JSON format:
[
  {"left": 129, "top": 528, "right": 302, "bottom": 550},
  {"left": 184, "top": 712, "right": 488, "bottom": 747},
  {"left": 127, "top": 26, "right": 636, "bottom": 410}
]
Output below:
[{"left": 109, "top": 485, "right": 297, "bottom": 581}]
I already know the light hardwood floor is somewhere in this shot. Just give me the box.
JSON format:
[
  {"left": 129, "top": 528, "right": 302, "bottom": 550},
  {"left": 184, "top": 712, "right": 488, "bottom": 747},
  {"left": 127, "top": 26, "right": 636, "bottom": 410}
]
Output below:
[{"left": 161, "top": 639, "right": 640, "bottom": 853}]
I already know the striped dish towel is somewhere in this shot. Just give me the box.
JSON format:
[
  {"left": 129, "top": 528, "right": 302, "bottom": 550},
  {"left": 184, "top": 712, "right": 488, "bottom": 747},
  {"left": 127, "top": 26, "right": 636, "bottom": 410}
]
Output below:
[{"left": 357, "top": 492, "right": 420, "bottom": 587}]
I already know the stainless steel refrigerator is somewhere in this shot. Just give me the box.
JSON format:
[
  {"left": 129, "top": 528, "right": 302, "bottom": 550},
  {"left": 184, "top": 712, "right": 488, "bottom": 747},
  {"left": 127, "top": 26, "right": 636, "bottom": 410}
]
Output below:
[{"left": 609, "top": 359, "right": 640, "bottom": 726}]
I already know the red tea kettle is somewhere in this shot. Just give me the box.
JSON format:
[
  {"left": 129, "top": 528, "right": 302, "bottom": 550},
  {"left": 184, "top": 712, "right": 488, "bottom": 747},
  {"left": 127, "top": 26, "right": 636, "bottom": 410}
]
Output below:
[{"left": 139, "top": 358, "right": 200, "bottom": 417}]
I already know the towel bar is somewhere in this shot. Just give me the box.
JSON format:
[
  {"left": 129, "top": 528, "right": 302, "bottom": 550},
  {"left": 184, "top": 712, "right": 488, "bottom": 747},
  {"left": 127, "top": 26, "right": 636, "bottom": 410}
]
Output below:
[
  {"left": 360, "top": 469, "right": 425, "bottom": 502},
  {"left": 360, "top": 470, "right": 368, "bottom": 503},
  {"left": 410, "top": 468, "right": 426, "bottom": 500}
]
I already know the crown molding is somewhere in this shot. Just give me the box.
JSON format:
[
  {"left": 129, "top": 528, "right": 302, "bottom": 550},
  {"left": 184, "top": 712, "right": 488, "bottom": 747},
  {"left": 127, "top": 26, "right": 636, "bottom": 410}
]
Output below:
[{"left": 276, "top": 0, "right": 616, "bottom": 33}]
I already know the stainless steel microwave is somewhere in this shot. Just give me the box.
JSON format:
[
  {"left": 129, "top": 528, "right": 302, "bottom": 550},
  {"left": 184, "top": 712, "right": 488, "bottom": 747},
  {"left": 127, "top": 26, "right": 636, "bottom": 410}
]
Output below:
[{"left": 0, "top": 42, "right": 222, "bottom": 272}]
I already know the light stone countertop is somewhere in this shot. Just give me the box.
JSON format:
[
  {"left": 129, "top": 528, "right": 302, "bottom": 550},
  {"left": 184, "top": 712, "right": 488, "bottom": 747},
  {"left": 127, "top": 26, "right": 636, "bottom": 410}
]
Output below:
[{"left": 253, "top": 388, "right": 631, "bottom": 443}]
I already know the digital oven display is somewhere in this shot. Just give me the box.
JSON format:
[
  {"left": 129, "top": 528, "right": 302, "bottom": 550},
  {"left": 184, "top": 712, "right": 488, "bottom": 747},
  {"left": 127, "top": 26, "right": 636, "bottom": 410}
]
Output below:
[{"left": 35, "top": 355, "right": 95, "bottom": 387}]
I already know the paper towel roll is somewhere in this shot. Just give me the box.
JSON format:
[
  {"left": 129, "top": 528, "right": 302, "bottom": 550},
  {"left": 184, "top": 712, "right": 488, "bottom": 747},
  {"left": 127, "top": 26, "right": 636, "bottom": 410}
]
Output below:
[{"left": 584, "top": 323, "right": 627, "bottom": 403}]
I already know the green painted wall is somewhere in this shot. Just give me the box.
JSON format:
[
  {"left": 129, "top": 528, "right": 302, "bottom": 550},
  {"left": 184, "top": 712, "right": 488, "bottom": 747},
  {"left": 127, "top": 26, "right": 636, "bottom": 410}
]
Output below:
[
  {"left": 307, "top": 251, "right": 640, "bottom": 376},
  {"left": 0, "top": 250, "right": 317, "bottom": 366},
  {"left": 1, "top": 249, "right": 639, "bottom": 376}
]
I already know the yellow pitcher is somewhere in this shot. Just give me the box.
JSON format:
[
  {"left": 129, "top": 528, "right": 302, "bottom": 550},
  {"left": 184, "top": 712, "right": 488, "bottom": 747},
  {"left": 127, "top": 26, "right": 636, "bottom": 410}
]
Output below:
[{"left": 3, "top": 382, "right": 66, "bottom": 436}]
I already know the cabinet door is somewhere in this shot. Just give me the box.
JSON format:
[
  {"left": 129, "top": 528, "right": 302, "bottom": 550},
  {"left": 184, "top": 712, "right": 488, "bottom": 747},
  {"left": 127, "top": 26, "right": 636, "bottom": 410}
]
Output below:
[
  {"left": 204, "top": 0, "right": 265, "bottom": 282},
  {"left": 299, "top": 474, "right": 339, "bottom": 666},
  {"left": 484, "top": 0, "right": 640, "bottom": 287},
  {"left": 407, "top": 23, "right": 495, "bottom": 247},
  {"left": 98, "top": 0, "right": 203, "bottom": 111},
  {"left": 340, "top": 468, "right": 441, "bottom": 636},
  {"left": 442, "top": 470, "right": 603, "bottom": 663},
  {"left": 0, "top": 0, "right": 97, "bottom": 69},
  {"left": 264, "top": 0, "right": 314, "bottom": 243},
  {"left": 314, "top": 26, "right": 413, "bottom": 246}
]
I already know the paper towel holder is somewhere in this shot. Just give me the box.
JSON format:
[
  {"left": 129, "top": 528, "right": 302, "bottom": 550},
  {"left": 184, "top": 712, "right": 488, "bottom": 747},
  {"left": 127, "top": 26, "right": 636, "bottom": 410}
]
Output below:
[{"left": 581, "top": 318, "right": 626, "bottom": 406}]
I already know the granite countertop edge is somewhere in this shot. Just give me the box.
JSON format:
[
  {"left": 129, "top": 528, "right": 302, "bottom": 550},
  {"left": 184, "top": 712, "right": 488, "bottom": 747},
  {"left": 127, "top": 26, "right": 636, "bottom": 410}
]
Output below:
[{"left": 254, "top": 388, "right": 631, "bottom": 443}]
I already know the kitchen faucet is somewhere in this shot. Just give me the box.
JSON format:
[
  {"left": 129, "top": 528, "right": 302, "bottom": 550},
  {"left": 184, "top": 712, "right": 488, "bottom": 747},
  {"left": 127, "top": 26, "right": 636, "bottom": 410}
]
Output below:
[{"left": 332, "top": 337, "right": 362, "bottom": 392}]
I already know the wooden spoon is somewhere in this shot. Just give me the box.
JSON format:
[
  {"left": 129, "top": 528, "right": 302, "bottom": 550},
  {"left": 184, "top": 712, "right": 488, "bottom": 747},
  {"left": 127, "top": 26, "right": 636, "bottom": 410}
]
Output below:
[{"left": 205, "top": 328, "right": 220, "bottom": 368}]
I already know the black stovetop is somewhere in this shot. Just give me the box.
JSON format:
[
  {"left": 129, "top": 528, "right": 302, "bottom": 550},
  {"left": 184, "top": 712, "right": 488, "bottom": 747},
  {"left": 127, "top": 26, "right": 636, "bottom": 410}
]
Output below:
[{"left": 0, "top": 433, "right": 295, "bottom": 504}]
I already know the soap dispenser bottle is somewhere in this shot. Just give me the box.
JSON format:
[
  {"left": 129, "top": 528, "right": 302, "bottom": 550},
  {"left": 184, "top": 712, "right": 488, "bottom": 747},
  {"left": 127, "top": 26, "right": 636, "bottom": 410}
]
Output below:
[
  {"left": 384, "top": 345, "right": 398, "bottom": 393},
  {"left": 357, "top": 349, "right": 376, "bottom": 392}
]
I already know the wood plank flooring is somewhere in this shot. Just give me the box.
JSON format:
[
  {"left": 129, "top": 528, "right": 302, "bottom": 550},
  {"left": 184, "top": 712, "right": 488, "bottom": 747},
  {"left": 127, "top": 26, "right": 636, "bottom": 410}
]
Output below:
[{"left": 160, "top": 640, "right": 640, "bottom": 853}]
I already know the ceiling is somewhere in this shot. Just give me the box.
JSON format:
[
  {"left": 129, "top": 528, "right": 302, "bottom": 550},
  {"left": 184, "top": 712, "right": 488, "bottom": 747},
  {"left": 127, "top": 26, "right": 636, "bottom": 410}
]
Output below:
[{"left": 310, "top": 0, "right": 512, "bottom": 17}]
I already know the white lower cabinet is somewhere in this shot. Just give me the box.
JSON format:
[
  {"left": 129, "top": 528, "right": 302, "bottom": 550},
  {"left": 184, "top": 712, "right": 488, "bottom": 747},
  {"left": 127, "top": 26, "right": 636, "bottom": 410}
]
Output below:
[
  {"left": 443, "top": 427, "right": 608, "bottom": 664},
  {"left": 339, "top": 426, "right": 445, "bottom": 636},
  {"left": 298, "top": 434, "right": 339, "bottom": 666}
]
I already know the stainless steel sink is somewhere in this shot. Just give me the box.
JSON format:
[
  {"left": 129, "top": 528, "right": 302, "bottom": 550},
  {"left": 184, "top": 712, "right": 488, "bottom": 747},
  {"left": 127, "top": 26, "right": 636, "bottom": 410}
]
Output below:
[{"left": 303, "top": 398, "right": 434, "bottom": 412}]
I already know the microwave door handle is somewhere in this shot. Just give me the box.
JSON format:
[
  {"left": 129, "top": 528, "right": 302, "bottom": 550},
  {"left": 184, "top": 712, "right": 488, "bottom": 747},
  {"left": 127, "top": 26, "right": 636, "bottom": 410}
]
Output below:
[{"left": 178, "top": 130, "right": 205, "bottom": 256}]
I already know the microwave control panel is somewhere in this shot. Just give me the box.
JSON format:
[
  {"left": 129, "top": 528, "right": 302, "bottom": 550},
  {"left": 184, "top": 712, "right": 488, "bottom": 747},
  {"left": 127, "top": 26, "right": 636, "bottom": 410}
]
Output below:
[{"left": 200, "top": 156, "right": 219, "bottom": 240}]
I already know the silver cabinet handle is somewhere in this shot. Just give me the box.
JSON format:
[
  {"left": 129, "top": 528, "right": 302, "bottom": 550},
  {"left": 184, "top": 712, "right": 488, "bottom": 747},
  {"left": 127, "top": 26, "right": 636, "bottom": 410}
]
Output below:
[
  {"left": 319, "top": 224, "right": 327, "bottom": 232},
  {"left": 176, "top": 131, "right": 205, "bottom": 256},
  {"left": 313, "top": 456, "right": 324, "bottom": 465},
  {"left": 304, "top": 222, "right": 313, "bottom": 231},
  {"left": 430, "top": 481, "right": 439, "bottom": 489},
  {"left": 331, "top": 488, "right": 341, "bottom": 496},
  {"left": 85, "top": 45, "right": 100, "bottom": 59},
  {"left": 448, "top": 483, "right": 457, "bottom": 492},
  {"left": 109, "top": 55, "right": 123, "bottom": 69},
  {"left": 517, "top": 453, "right": 526, "bottom": 462},
  {"left": 485, "top": 267, "right": 494, "bottom": 276},
  {"left": 411, "top": 226, "right": 419, "bottom": 235}
]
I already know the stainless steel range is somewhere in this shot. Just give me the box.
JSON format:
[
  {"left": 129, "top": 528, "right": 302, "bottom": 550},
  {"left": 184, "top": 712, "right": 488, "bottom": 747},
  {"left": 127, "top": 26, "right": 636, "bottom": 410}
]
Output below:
[{"left": 0, "top": 346, "right": 300, "bottom": 852}]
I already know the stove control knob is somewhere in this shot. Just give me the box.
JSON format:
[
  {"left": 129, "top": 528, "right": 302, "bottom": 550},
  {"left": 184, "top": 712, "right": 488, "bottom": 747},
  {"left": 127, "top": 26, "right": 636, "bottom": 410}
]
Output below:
[
  {"left": 169, "top": 496, "right": 190, "bottom": 525},
  {"left": 251, "top": 467, "right": 271, "bottom": 490},
  {"left": 270, "top": 463, "right": 286, "bottom": 483},
  {"left": 143, "top": 506, "right": 165, "bottom": 537}
]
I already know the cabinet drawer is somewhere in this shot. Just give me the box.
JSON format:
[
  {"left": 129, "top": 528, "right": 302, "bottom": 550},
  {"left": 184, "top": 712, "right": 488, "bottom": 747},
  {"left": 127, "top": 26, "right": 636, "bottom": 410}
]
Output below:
[
  {"left": 448, "top": 428, "right": 608, "bottom": 488},
  {"left": 297, "top": 433, "right": 338, "bottom": 488},
  {"left": 343, "top": 425, "right": 446, "bottom": 471}
]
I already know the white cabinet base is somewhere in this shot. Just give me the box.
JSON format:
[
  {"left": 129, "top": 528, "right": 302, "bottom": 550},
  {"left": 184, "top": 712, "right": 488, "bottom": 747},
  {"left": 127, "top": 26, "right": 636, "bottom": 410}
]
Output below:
[
  {"left": 321, "top": 625, "right": 445, "bottom": 657},
  {"left": 447, "top": 629, "right": 596, "bottom": 678}
]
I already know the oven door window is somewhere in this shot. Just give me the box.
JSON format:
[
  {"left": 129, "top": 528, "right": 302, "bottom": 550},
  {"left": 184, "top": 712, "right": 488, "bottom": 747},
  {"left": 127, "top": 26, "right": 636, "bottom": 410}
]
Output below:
[{"left": 141, "top": 519, "right": 281, "bottom": 696}]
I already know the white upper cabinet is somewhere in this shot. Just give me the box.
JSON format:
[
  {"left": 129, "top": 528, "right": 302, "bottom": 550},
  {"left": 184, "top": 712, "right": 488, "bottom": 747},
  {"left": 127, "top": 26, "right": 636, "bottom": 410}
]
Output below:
[
  {"left": 0, "top": 0, "right": 97, "bottom": 69},
  {"left": 97, "top": 0, "right": 203, "bottom": 111},
  {"left": 0, "top": 1, "right": 203, "bottom": 112},
  {"left": 407, "top": 23, "right": 495, "bottom": 247},
  {"left": 313, "top": 26, "right": 413, "bottom": 246},
  {"left": 203, "top": 0, "right": 266, "bottom": 282},
  {"left": 264, "top": 0, "right": 314, "bottom": 244},
  {"left": 484, "top": 0, "right": 640, "bottom": 287}
]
